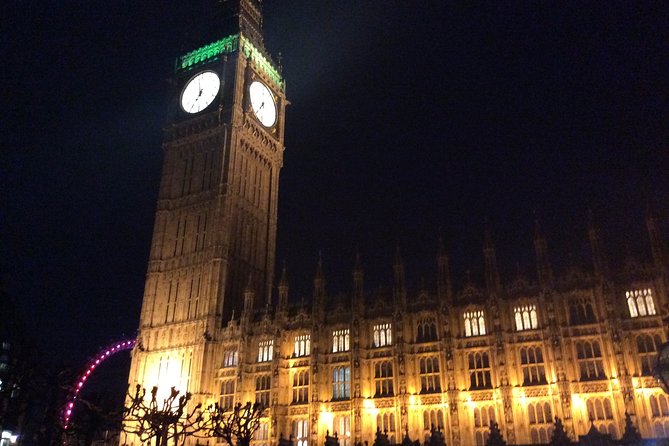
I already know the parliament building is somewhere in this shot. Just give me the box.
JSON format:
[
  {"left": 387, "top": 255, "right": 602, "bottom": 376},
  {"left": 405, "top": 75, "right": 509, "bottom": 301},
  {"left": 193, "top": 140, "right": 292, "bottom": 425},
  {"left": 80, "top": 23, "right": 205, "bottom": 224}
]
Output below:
[{"left": 126, "top": 1, "right": 669, "bottom": 445}]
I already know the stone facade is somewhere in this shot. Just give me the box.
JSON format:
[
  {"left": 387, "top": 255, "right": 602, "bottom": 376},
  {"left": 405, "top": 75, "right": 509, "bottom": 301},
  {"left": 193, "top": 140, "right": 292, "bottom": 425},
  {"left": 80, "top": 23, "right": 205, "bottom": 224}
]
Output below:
[
  {"left": 212, "top": 220, "right": 668, "bottom": 446},
  {"left": 126, "top": 2, "right": 669, "bottom": 445}
]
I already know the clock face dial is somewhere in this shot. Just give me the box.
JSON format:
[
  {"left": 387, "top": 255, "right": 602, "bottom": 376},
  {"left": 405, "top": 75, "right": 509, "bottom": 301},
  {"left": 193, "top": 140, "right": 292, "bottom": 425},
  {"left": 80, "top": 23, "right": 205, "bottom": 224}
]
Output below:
[
  {"left": 249, "top": 81, "right": 277, "bottom": 127},
  {"left": 180, "top": 71, "right": 220, "bottom": 114}
]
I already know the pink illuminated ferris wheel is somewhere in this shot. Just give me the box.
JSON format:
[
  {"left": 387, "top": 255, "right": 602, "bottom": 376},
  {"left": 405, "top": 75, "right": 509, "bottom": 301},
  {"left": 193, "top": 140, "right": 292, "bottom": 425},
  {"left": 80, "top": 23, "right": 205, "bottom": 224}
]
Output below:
[{"left": 62, "top": 338, "right": 136, "bottom": 430}]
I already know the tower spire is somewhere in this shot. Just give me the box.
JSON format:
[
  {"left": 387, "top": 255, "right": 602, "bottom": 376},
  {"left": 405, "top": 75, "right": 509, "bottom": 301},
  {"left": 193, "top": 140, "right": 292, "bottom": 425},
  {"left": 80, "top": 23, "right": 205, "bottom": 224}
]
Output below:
[
  {"left": 646, "top": 210, "right": 666, "bottom": 270},
  {"left": 241, "top": 273, "right": 255, "bottom": 327},
  {"left": 533, "top": 219, "right": 553, "bottom": 289},
  {"left": 214, "top": 0, "right": 265, "bottom": 49},
  {"left": 437, "top": 235, "right": 453, "bottom": 305},
  {"left": 393, "top": 246, "right": 407, "bottom": 309},
  {"left": 483, "top": 223, "right": 501, "bottom": 295},
  {"left": 277, "top": 261, "right": 289, "bottom": 316},
  {"left": 313, "top": 252, "right": 326, "bottom": 313},
  {"left": 588, "top": 210, "right": 608, "bottom": 279},
  {"left": 353, "top": 252, "right": 364, "bottom": 304}
]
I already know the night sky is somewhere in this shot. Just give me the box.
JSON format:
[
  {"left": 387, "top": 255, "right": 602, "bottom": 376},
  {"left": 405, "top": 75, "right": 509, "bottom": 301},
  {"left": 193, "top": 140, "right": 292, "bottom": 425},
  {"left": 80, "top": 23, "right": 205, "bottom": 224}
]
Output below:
[{"left": 2, "top": 1, "right": 668, "bottom": 372}]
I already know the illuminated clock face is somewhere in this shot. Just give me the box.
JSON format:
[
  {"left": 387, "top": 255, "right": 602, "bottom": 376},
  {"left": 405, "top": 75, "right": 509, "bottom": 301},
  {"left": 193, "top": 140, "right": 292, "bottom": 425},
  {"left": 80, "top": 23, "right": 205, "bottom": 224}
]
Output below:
[
  {"left": 249, "top": 81, "right": 277, "bottom": 127},
  {"left": 180, "top": 71, "right": 220, "bottom": 114}
]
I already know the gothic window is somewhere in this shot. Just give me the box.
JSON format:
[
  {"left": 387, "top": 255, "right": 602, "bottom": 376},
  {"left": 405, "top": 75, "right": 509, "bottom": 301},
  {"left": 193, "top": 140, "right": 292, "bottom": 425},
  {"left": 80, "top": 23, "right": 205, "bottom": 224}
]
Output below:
[
  {"left": 473, "top": 406, "right": 496, "bottom": 446},
  {"left": 292, "top": 419, "right": 309, "bottom": 446},
  {"left": 419, "top": 356, "right": 441, "bottom": 393},
  {"left": 257, "top": 340, "right": 273, "bottom": 363},
  {"left": 219, "top": 380, "right": 235, "bottom": 411},
  {"left": 223, "top": 350, "right": 238, "bottom": 367},
  {"left": 586, "top": 398, "right": 616, "bottom": 437},
  {"left": 416, "top": 318, "right": 438, "bottom": 342},
  {"left": 627, "top": 289, "right": 657, "bottom": 318},
  {"left": 464, "top": 310, "right": 486, "bottom": 337},
  {"left": 292, "top": 370, "right": 309, "bottom": 404},
  {"left": 520, "top": 346, "right": 547, "bottom": 385},
  {"left": 576, "top": 340, "right": 606, "bottom": 380},
  {"left": 332, "top": 366, "right": 351, "bottom": 400},
  {"left": 650, "top": 394, "right": 669, "bottom": 437},
  {"left": 637, "top": 334, "right": 663, "bottom": 375},
  {"left": 374, "top": 361, "right": 394, "bottom": 397},
  {"left": 568, "top": 297, "right": 597, "bottom": 325},
  {"left": 650, "top": 394, "right": 669, "bottom": 417},
  {"left": 255, "top": 375, "right": 271, "bottom": 408},
  {"left": 468, "top": 351, "right": 492, "bottom": 390},
  {"left": 334, "top": 415, "right": 351, "bottom": 446},
  {"left": 378, "top": 412, "right": 396, "bottom": 438},
  {"left": 528, "top": 402, "right": 553, "bottom": 444},
  {"left": 294, "top": 334, "right": 311, "bottom": 357},
  {"left": 422, "top": 409, "right": 444, "bottom": 431},
  {"left": 373, "top": 323, "right": 392, "bottom": 347},
  {"left": 255, "top": 422, "right": 269, "bottom": 446},
  {"left": 332, "top": 329, "right": 350, "bottom": 353},
  {"left": 514, "top": 305, "right": 539, "bottom": 331}
]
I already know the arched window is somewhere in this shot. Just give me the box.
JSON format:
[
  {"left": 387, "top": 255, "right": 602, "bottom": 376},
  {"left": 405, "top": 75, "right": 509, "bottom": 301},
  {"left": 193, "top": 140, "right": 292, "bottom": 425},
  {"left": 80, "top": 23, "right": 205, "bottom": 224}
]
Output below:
[
  {"left": 220, "top": 380, "right": 235, "bottom": 410},
  {"left": 637, "top": 334, "right": 663, "bottom": 375},
  {"left": 422, "top": 409, "right": 444, "bottom": 430},
  {"left": 378, "top": 412, "right": 396, "bottom": 435},
  {"left": 568, "top": 297, "right": 597, "bottom": 325},
  {"left": 332, "top": 366, "right": 351, "bottom": 400},
  {"left": 334, "top": 415, "right": 351, "bottom": 446},
  {"left": 419, "top": 356, "right": 441, "bottom": 393},
  {"left": 468, "top": 351, "right": 492, "bottom": 389},
  {"left": 514, "top": 305, "right": 539, "bottom": 331},
  {"left": 374, "top": 361, "right": 394, "bottom": 396},
  {"left": 257, "top": 339, "right": 274, "bottom": 363},
  {"left": 292, "top": 419, "right": 309, "bottom": 446},
  {"left": 294, "top": 334, "right": 310, "bottom": 357},
  {"left": 576, "top": 340, "right": 605, "bottom": 380},
  {"left": 255, "top": 375, "right": 271, "bottom": 407},
  {"left": 520, "top": 346, "right": 547, "bottom": 385},
  {"left": 473, "top": 406, "right": 495, "bottom": 446},
  {"left": 464, "top": 310, "right": 486, "bottom": 337},
  {"left": 627, "top": 289, "right": 657, "bottom": 318},
  {"left": 223, "top": 350, "right": 238, "bottom": 367},
  {"left": 373, "top": 323, "right": 392, "bottom": 347},
  {"left": 292, "top": 370, "right": 309, "bottom": 404},
  {"left": 417, "top": 318, "right": 438, "bottom": 342},
  {"left": 332, "top": 329, "right": 350, "bottom": 353}
]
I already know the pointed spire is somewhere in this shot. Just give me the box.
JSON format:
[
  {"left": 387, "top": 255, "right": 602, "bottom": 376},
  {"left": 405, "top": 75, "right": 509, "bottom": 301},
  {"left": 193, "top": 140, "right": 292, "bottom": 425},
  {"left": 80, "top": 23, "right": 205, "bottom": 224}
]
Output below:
[
  {"left": 533, "top": 218, "right": 553, "bottom": 289},
  {"left": 646, "top": 210, "right": 666, "bottom": 270},
  {"left": 313, "top": 252, "right": 326, "bottom": 310},
  {"left": 353, "top": 252, "right": 364, "bottom": 302},
  {"left": 393, "top": 245, "right": 406, "bottom": 308},
  {"left": 437, "top": 234, "right": 453, "bottom": 305},
  {"left": 277, "top": 261, "right": 289, "bottom": 315},
  {"left": 242, "top": 273, "right": 255, "bottom": 326},
  {"left": 588, "top": 210, "right": 608, "bottom": 279},
  {"left": 483, "top": 222, "right": 501, "bottom": 295}
]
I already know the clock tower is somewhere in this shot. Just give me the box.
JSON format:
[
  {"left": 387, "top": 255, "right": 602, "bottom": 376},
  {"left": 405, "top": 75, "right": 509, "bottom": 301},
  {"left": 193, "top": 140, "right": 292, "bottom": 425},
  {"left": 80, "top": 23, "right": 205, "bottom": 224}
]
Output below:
[{"left": 127, "top": 0, "right": 286, "bottom": 411}]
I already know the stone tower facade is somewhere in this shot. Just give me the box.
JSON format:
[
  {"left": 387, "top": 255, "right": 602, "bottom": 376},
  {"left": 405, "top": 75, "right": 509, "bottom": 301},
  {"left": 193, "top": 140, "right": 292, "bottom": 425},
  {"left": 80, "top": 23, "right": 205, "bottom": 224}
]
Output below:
[
  {"left": 126, "top": 3, "right": 669, "bottom": 446},
  {"left": 126, "top": 0, "right": 286, "bottom": 425}
]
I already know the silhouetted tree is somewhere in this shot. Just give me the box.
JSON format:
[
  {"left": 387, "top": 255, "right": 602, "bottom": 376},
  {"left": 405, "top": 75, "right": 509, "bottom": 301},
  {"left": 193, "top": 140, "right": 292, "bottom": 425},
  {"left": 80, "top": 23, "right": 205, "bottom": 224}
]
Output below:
[
  {"left": 549, "top": 417, "right": 571, "bottom": 446},
  {"left": 620, "top": 413, "right": 642, "bottom": 446},
  {"left": 485, "top": 422, "right": 506, "bottom": 446},
  {"left": 122, "top": 385, "right": 205, "bottom": 446},
  {"left": 206, "top": 401, "right": 265, "bottom": 446}
]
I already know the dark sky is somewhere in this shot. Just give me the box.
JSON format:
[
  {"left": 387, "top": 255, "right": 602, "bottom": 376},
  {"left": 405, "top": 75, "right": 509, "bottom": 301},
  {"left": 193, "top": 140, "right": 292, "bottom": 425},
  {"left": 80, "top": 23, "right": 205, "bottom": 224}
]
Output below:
[{"left": 2, "top": 1, "right": 668, "bottom": 368}]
